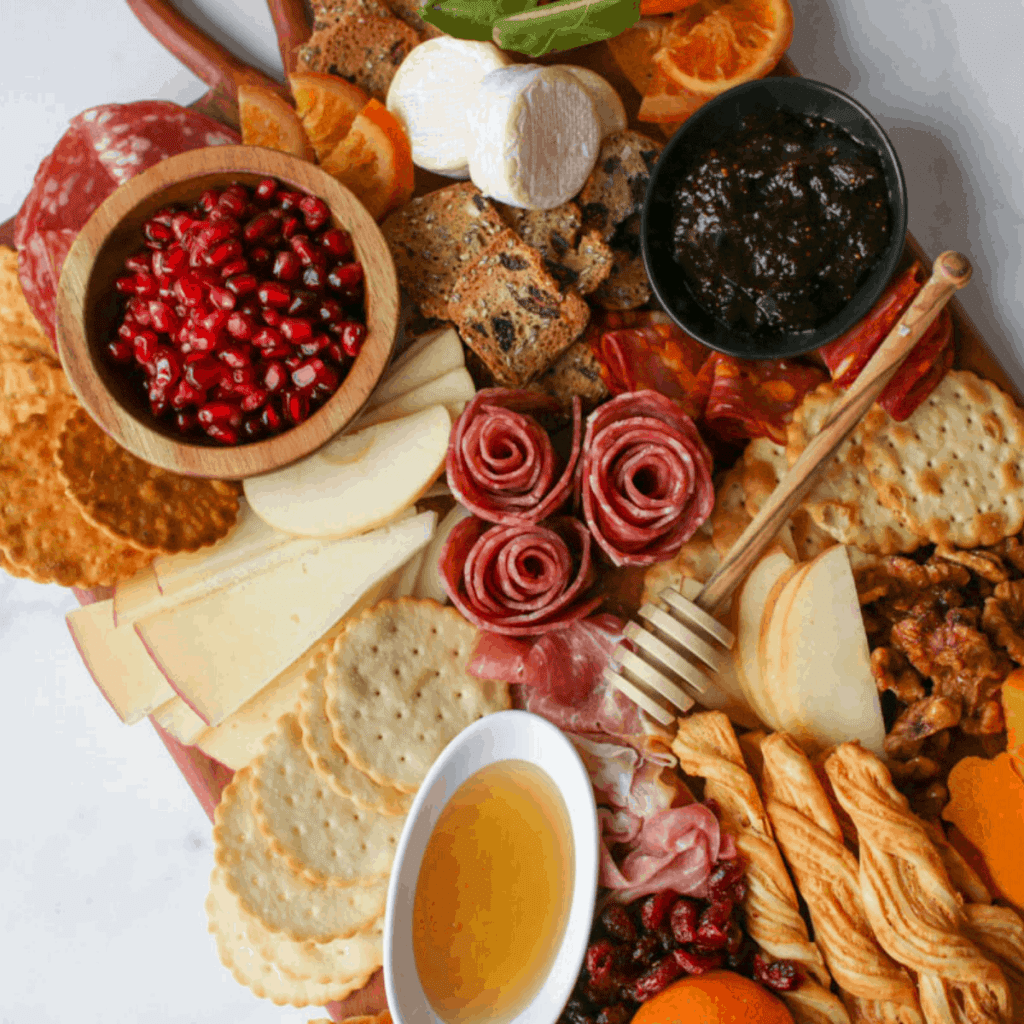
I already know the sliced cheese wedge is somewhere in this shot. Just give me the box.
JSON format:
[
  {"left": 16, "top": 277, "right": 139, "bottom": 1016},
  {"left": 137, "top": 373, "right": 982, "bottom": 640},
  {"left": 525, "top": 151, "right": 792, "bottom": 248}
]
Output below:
[
  {"left": 152, "top": 696, "right": 207, "bottom": 746},
  {"left": 559, "top": 66, "right": 627, "bottom": 137},
  {"left": 368, "top": 326, "right": 464, "bottom": 411},
  {"left": 112, "top": 566, "right": 163, "bottom": 627},
  {"left": 414, "top": 501, "right": 473, "bottom": 603},
  {"left": 386, "top": 38, "right": 510, "bottom": 176},
  {"left": 390, "top": 548, "right": 428, "bottom": 600},
  {"left": 358, "top": 367, "right": 475, "bottom": 428},
  {"left": 135, "top": 512, "right": 436, "bottom": 727},
  {"left": 66, "top": 599, "right": 174, "bottom": 725},
  {"left": 467, "top": 64, "right": 601, "bottom": 210}
]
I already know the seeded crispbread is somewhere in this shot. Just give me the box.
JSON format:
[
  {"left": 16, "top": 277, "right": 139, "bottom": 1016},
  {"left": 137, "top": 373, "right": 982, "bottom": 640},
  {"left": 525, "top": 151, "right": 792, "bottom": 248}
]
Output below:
[
  {"left": 0, "top": 246, "right": 57, "bottom": 360},
  {"left": 579, "top": 130, "right": 663, "bottom": 240},
  {"left": 530, "top": 337, "right": 610, "bottom": 412},
  {"left": 299, "top": 642, "right": 412, "bottom": 816},
  {"left": 496, "top": 201, "right": 582, "bottom": 260},
  {"left": 324, "top": 599, "right": 511, "bottom": 794},
  {"left": 252, "top": 714, "right": 405, "bottom": 887},
  {"left": 206, "top": 868, "right": 375, "bottom": 1006},
  {"left": 447, "top": 230, "right": 591, "bottom": 388},
  {"left": 785, "top": 382, "right": 925, "bottom": 555},
  {"left": 588, "top": 215, "right": 650, "bottom": 310},
  {"left": 214, "top": 768, "right": 387, "bottom": 942},
  {"left": 0, "top": 349, "right": 74, "bottom": 436},
  {"left": 862, "top": 370, "right": 1024, "bottom": 547},
  {"left": 382, "top": 183, "right": 506, "bottom": 319}
]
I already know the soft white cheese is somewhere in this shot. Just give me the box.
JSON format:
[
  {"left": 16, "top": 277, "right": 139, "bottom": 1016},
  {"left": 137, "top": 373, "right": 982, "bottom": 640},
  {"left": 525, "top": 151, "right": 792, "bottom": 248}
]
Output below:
[
  {"left": 559, "top": 65, "right": 628, "bottom": 138},
  {"left": 467, "top": 64, "right": 601, "bottom": 210},
  {"left": 386, "top": 38, "right": 510, "bottom": 177}
]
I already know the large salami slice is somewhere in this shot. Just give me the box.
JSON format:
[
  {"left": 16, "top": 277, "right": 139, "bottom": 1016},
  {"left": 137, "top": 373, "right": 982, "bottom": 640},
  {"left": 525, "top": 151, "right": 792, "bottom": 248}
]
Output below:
[
  {"left": 580, "top": 390, "right": 714, "bottom": 567},
  {"left": 446, "top": 389, "right": 582, "bottom": 524},
  {"left": 440, "top": 515, "right": 602, "bottom": 636},
  {"left": 15, "top": 101, "right": 238, "bottom": 344}
]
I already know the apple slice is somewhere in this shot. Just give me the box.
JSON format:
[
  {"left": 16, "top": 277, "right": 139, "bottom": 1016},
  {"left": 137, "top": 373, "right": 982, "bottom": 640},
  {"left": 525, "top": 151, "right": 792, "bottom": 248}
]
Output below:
[
  {"left": 356, "top": 367, "right": 475, "bottom": 428},
  {"left": 757, "top": 561, "right": 809, "bottom": 732},
  {"left": 135, "top": 512, "right": 436, "bottom": 726},
  {"left": 66, "top": 599, "right": 174, "bottom": 724},
  {"left": 368, "top": 326, "right": 465, "bottom": 410},
  {"left": 152, "top": 697, "right": 207, "bottom": 746},
  {"left": 414, "top": 501, "right": 474, "bottom": 603},
  {"left": 243, "top": 404, "right": 451, "bottom": 538}
]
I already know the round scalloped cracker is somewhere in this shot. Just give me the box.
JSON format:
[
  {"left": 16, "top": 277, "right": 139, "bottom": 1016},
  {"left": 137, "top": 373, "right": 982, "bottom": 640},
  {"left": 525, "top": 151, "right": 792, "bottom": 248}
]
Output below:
[
  {"left": 55, "top": 408, "right": 240, "bottom": 554},
  {"left": 206, "top": 868, "right": 375, "bottom": 1006},
  {"left": 214, "top": 768, "right": 387, "bottom": 943},
  {"left": 709, "top": 465, "right": 752, "bottom": 558},
  {"left": 0, "top": 246, "right": 58, "bottom": 360},
  {"left": 0, "top": 406, "right": 152, "bottom": 587},
  {"left": 324, "top": 599, "right": 511, "bottom": 794},
  {"left": 786, "top": 382, "right": 925, "bottom": 555},
  {"left": 741, "top": 437, "right": 789, "bottom": 519},
  {"left": 299, "top": 642, "right": 412, "bottom": 816},
  {"left": 0, "top": 351, "right": 74, "bottom": 436},
  {"left": 252, "top": 714, "right": 406, "bottom": 887},
  {"left": 862, "top": 370, "right": 1024, "bottom": 548},
  {"left": 641, "top": 527, "right": 720, "bottom": 607}
]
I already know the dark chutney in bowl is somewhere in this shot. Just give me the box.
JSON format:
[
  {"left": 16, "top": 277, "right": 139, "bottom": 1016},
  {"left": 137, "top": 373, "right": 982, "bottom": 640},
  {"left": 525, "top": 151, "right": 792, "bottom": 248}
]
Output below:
[{"left": 641, "top": 77, "right": 908, "bottom": 360}]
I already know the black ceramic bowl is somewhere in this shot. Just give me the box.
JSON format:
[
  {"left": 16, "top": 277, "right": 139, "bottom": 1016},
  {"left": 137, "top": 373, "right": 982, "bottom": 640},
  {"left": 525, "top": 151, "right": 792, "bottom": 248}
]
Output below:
[{"left": 641, "top": 77, "right": 908, "bottom": 360}]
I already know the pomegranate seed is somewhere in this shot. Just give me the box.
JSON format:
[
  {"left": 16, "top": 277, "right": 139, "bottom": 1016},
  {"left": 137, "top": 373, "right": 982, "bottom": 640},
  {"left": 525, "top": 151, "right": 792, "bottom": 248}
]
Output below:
[
  {"left": 239, "top": 385, "right": 269, "bottom": 412},
  {"left": 633, "top": 957, "right": 683, "bottom": 1002},
  {"left": 302, "top": 265, "right": 326, "bottom": 290},
  {"left": 253, "top": 327, "right": 284, "bottom": 349},
  {"left": 669, "top": 899, "right": 698, "bottom": 945},
  {"left": 753, "top": 954, "right": 802, "bottom": 992},
  {"left": 187, "top": 327, "right": 217, "bottom": 353},
  {"left": 204, "top": 238, "right": 242, "bottom": 267},
  {"left": 282, "top": 389, "right": 309, "bottom": 424},
  {"left": 261, "top": 400, "right": 283, "bottom": 431},
  {"left": 291, "top": 358, "right": 322, "bottom": 389},
  {"left": 262, "top": 360, "right": 288, "bottom": 392},
  {"left": 280, "top": 317, "right": 313, "bottom": 342},
  {"left": 196, "top": 308, "right": 228, "bottom": 332},
  {"left": 199, "top": 189, "right": 221, "bottom": 212},
  {"left": 149, "top": 383, "right": 170, "bottom": 417},
  {"left": 173, "top": 275, "right": 205, "bottom": 307},
  {"left": 319, "top": 228, "right": 353, "bottom": 259},
  {"left": 218, "top": 190, "right": 247, "bottom": 218},
  {"left": 328, "top": 262, "right": 363, "bottom": 299},
  {"left": 226, "top": 312, "right": 255, "bottom": 341},
  {"left": 695, "top": 901, "right": 733, "bottom": 950},
  {"left": 278, "top": 191, "right": 304, "bottom": 210},
  {"left": 339, "top": 321, "right": 366, "bottom": 357},
  {"left": 144, "top": 221, "right": 173, "bottom": 247},
  {"left": 318, "top": 298, "right": 346, "bottom": 324},
  {"left": 174, "top": 409, "right": 200, "bottom": 433},
  {"left": 287, "top": 289, "right": 318, "bottom": 316},
  {"left": 195, "top": 220, "right": 235, "bottom": 251},
  {"left": 257, "top": 281, "right": 291, "bottom": 308},
  {"left": 226, "top": 273, "right": 258, "bottom": 296},
  {"left": 273, "top": 250, "right": 301, "bottom": 281},
  {"left": 171, "top": 211, "right": 194, "bottom": 240},
  {"left": 262, "top": 341, "right": 293, "bottom": 360},
  {"left": 284, "top": 354, "right": 304, "bottom": 370},
  {"left": 133, "top": 273, "right": 158, "bottom": 297},
  {"left": 115, "top": 276, "right": 137, "bottom": 295},
  {"left": 640, "top": 892, "right": 677, "bottom": 932},
  {"left": 151, "top": 346, "right": 181, "bottom": 389},
  {"left": 107, "top": 339, "right": 133, "bottom": 363},
  {"left": 198, "top": 400, "right": 243, "bottom": 428},
  {"left": 255, "top": 178, "right": 277, "bottom": 202},
  {"left": 262, "top": 306, "right": 284, "bottom": 327},
  {"left": 219, "top": 257, "right": 249, "bottom": 279},
  {"left": 240, "top": 416, "right": 265, "bottom": 441},
  {"left": 218, "top": 344, "right": 251, "bottom": 369},
  {"left": 324, "top": 340, "right": 348, "bottom": 364},
  {"left": 148, "top": 300, "right": 179, "bottom": 335},
  {"left": 152, "top": 208, "right": 176, "bottom": 228},
  {"left": 133, "top": 329, "right": 159, "bottom": 364},
  {"left": 311, "top": 364, "right": 339, "bottom": 397},
  {"left": 170, "top": 378, "right": 205, "bottom": 408},
  {"left": 298, "top": 334, "right": 330, "bottom": 357},
  {"left": 208, "top": 285, "right": 236, "bottom": 311},
  {"left": 244, "top": 212, "right": 278, "bottom": 242},
  {"left": 281, "top": 215, "right": 301, "bottom": 240},
  {"left": 125, "top": 253, "right": 152, "bottom": 274},
  {"left": 300, "top": 196, "right": 330, "bottom": 231},
  {"left": 186, "top": 357, "right": 228, "bottom": 392},
  {"left": 289, "top": 234, "right": 317, "bottom": 266},
  {"left": 671, "top": 948, "right": 724, "bottom": 976},
  {"left": 118, "top": 320, "right": 137, "bottom": 340},
  {"left": 232, "top": 365, "right": 258, "bottom": 386},
  {"left": 250, "top": 246, "right": 272, "bottom": 267},
  {"left": 155, "top": 246, "right": 186, "bottom": 276}
]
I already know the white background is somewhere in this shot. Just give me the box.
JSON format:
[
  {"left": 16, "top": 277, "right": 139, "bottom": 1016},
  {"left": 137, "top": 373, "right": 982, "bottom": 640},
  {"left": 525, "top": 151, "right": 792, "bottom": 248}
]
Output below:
[{"left": 1, "top": 1, "right": 1022, "bottom": 1021}]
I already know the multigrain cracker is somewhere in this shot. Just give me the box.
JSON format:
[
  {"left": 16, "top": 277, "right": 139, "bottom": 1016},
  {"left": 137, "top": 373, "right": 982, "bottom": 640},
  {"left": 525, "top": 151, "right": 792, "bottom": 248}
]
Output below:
[
  {"left": 214, "top": 769, "right": 387, "bottom": 942},
  {"left": 0, "top": 246, "right": 57, "bottom": 360},
  {"left": 786, "top": 383, "right": 924, "bottom": 555},
  {"left": 0, "top": 351, "right": 73, "bottom": 435},
  {"left": 299, "top": 642, "right": 412, "bottom": 816},
  {"left": 252, "top": 714, "right": 405, "bottom": 887},
  {"left": 55, "top": 408, "right": 240, "bottom": 554},
  {"left": 0, "top": 407, "right": 152, "bottom": 587},
  {"left": 206, "top": 868, "right": 375, "bottom": 1006},
  {"left": 324, "top": 599, "right": 511, "bottom": 794},
  {"left": 862, "top": 370, "right": 1024, "bottom": 548}
]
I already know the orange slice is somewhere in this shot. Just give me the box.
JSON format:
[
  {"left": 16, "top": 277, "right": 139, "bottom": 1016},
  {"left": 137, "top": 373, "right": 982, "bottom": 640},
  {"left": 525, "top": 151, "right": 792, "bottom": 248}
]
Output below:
[
  {"left": 607, "top": 18, "right": 667, "bottom": 99},
  {"left": 638, "top": 63, "right": 707, "bottom": 124},
  {"left": 238, "top": 84, "right": 314, "bottom": 161},
  {"left": 653, "top": 0, "right": 793, "bottom": 96},
  {"left": 321, "top": 99, "right": 414, "bottom": 221},
  {"left": 288, "top": 72, "right": 370, "bottom": 163}
]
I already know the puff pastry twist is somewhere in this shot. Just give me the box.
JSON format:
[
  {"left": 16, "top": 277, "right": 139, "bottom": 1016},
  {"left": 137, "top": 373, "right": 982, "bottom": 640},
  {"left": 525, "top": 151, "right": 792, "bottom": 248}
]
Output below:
[
  {"left": 672, "top": 712, "right": 850, "bottom": 1024},
  {"left": 963, "top": 904, "right": 1024, "bottom": 1018},
  {"left": 825, "top": 743, "right": 1011, "bottom": 1024}
]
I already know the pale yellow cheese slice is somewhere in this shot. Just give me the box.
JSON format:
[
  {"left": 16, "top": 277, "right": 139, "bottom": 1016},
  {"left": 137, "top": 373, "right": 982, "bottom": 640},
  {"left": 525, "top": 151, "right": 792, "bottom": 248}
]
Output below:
[
  {"left": 365, "top": 326, "right": 463, "bottom": 410},
  {"left": 357, "top": 367, "right": 475, "bottom": 428},
  {"left": 152, "top": 696, "right": 207, "bottom": 745}
]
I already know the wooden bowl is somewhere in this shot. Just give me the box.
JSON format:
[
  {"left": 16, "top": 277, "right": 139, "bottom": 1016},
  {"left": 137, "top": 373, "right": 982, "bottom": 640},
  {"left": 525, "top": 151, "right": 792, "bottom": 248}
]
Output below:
[{"left": 55, "top": 145, "right": 399, "bottom": 479}]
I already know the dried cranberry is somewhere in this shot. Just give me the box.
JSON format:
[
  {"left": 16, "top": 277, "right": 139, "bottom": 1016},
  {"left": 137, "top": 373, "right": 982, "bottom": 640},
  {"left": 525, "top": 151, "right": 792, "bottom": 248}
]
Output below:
[
  {"left": 753, "top": 954, "right": 802, "bottom": 993},
  {"left": 669, "top": 898, "right": 699, "bottom": 945},
  {"left": 671, "top": 948, "right": 724, "bottom": 976},
  {"left": 707, "top": 858, "right": 748, "bottom": 904},
  {"left": 639, "top": 891, "right": 678, "bottom": 933},
  {"left": 596, "top": 1006, "right": 631, "bottom": 1024},
  {"left": 561, "top": 999, "right": 595, "bottom": 1024},
  {"left": 630, "top": 934, "right": 662, "bottom": 970},
  {"left": 585, "top": 941, "right": 616, "bottom": 985},
  {"left": 633, "top": 957, "right": 683, "bottom": 1002},
  {"left": 599, "top": 905, "right": 637, "bottom": 945},
  {"left": 695, "top": 900, "right": 733, "bottom": 951}
]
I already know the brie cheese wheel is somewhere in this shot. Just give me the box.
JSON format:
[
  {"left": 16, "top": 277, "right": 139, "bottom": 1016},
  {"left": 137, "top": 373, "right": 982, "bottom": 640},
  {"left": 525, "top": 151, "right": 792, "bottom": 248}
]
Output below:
[
  {"left": 386, "top": 38, "right": 510, "bottom": 177},
  {"left": 467, "top": 64, "right": 601, "bottom": 210},
  {"left": 559, "top": 66, "right": 628, "bottom": 138}
]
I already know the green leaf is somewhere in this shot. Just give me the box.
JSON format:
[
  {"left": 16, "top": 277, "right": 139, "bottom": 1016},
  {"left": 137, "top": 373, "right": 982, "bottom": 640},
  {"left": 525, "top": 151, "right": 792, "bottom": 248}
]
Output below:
[
  {"left": 421, "top": 0, "right": 538, "bottom": 41},
  {"left": 492, "top": 0, "right": 639, "bottom": 57}
]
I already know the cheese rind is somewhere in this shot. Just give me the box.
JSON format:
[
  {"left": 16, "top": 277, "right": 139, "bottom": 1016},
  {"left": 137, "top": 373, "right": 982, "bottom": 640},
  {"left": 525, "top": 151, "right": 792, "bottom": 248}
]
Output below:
[
  {"left": 559, "top": 66, "right": 628, "bottom": 138},
  {"left": 386, "top": 38, "right": 510, "bottom": 176},
  {"left": 152, "top": 697, "right": 207, "bottom": 745}
]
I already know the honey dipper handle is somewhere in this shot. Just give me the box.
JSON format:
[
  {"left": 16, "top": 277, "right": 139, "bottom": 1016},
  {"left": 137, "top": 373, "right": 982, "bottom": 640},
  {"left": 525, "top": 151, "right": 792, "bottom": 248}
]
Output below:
[
  {"left": 265, "top": 0, "right": 311, "bottom": 75},
  {"left": 696, "top": 251, "right": 972, "bottom": 616}
]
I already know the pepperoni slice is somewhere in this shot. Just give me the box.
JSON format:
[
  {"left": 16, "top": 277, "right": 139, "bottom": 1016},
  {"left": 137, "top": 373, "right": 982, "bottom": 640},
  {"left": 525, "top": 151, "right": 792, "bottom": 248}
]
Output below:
[
  {"left": 446, "top": 388, "right": 582, "bottom": 524},
  {"left": 580, "top": 390, "right": 714, "bottom": 567}
]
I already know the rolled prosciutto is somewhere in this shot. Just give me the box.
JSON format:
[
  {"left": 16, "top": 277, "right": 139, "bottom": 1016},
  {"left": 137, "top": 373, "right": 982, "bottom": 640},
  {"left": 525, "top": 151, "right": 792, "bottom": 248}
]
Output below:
[
  {"left": 440, "top": 515, "right": 602, "bottom": 636},
  {"left": 446, "top": 389, "right": 582, "bottom": 524},
  {"left": 580, "top": 390, "right": 714, "bottom": 567}
]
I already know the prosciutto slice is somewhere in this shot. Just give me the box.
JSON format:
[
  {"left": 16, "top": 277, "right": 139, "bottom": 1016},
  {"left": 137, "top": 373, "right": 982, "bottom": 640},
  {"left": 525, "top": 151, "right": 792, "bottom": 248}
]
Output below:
[
  {"left": 441, "top": 515, "right": 602, "bottom": 636},
  {"left": 446, "top": 389, "right": 582, "bottom": 524},
  {"left": 580, "top": 390, "right": 715, "bottom": 567}
]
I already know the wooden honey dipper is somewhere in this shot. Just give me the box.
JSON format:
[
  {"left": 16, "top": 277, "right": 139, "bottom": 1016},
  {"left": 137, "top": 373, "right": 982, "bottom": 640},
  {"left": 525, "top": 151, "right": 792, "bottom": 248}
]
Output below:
[{"left": 605, "top": 251, "right": 973, "bottom": 725}]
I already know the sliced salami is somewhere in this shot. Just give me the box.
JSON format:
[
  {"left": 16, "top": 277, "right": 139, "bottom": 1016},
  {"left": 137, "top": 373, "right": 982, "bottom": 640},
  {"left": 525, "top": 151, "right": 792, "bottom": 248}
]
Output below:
[
  {"left": 15, "top": 101, "right": 238, "bottom": 343},
  {"left": 446, "top": 388, "right": 582, "bottom": 524},
  {"left": 580, "top": 390, "right": 714, "bottom": 567},
  {"left": 440, "top": 514, "right": 602, "bottom": 636}
]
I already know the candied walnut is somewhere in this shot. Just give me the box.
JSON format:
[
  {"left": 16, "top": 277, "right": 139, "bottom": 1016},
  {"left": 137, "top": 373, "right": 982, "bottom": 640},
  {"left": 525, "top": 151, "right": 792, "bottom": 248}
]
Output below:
[
  {"left": 932, "top": 544, "right": 1010, "bottom": 583},
  {"left": 888, "top": 755, "right": 943, "bottom": 781},
  {"left": 914, "top": 782, "right": 950, "bottom": 821},
  {"left": 884, "top": 695, "right": 962, "bottom": 759},
  {"left": 883, "top": 556, "right": 972, "bottom": 592},
  {"left": 982, "top": 579, "right": 1024, "bottom": 664},
  {"left": 855, "top": 564, "right": 891, "bottom": 605},
  {"left": 871, "top": 647, "right": 926, "bottom": 704},
  {"left": 960, "top": 698, "right": 1005, "bottom": 736},
  {"left": 989, "top": 534, "right": 1024, "bottom": 574}
]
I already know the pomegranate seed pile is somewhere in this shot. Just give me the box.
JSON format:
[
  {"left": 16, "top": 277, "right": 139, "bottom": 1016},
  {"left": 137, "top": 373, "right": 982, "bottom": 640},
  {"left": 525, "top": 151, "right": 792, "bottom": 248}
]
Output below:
[
  {"left": 107, "top": 178, "right": 366, "bottom": 445},
  {"left": 560, "top": 854, "right": 802, "bottom": 1024}
]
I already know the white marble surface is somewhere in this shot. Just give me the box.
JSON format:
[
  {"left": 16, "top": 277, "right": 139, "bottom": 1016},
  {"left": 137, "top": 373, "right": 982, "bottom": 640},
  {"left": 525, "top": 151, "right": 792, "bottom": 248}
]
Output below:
[{"left": 1, "top": 0, "right": 1022, "bottom": 1020}]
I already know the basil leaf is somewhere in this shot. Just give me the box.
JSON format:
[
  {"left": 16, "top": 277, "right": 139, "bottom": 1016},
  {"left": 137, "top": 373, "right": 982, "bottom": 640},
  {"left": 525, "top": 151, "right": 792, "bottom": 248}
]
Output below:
[
  {"left": 492, "top": 0, "right": 640, "bottom": 57},
  {"left": 421, "top": 0, "right": 538, "bottom": 40}
]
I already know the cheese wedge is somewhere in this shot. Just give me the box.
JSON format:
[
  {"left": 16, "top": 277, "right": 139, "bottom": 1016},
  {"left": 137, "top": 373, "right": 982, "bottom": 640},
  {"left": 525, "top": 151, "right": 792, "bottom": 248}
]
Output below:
[
  {"left": 152, "top": 697, "right": 207, "bottom": 746},
  {"left": 414, "top": 501, "right": 473, "bottom": 603},
  {"left": 66, "top": 599, "right": 174, "bottom": 725},
  {"left": 559, "top": 66, "right": 627, "bottom": 137},
  {"left": 112, "top": 566, "right": 164, "bottom": 627},
  {"left": 357, "top": 367, "right": 476, "bottom": 428},
  {"left": 386, "top": 38, "right": 510, "bottom": 176},
  {"left": 368, "top": 326, "right": 464, "bottom": 410},
  {"left": 135, "top": 512, "right": 436, "bottom": 726},
  {"left": 467, "top": 64, "right": 601, "bottom": 210}
]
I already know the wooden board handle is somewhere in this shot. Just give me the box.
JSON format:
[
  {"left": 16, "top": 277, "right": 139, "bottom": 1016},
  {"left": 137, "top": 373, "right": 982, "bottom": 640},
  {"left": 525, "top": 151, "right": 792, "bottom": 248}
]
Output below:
[
  {"left": 696, "top": 250, "right": 972, "bottom": 615},
  {"left": 266, "top": 0, "right": 311, "bottom": 76}
]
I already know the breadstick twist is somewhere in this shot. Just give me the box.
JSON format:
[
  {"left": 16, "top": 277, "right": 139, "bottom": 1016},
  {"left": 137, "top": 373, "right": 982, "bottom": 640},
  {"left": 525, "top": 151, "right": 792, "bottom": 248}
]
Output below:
[
  {"left": 672, "top": 712, "right": 849, "bottom": 1024},
  {"left": 825, "top": 743, "right": 1011, "bottom": 1024},
  {"left": 761, "top": 732, "right": 924, "bottom": 1024},
  {"left": 963, "top": 904, "right": 1024, "bottom": 1018}
]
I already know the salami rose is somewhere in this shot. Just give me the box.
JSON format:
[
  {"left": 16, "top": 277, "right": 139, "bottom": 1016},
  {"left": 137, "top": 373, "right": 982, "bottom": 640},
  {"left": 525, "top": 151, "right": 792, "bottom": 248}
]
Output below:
[
  {"left": 446, "top": 389, "right": 582, "bottom": 524},
  {"left": 15, "top": 101, "right": 238, "bottom": 343},
  {"left": 580, "top": 390, "right": 714, "bottom": 567},
  {"left": 440, "top": 515, "right": 602, "bottom": 636}
]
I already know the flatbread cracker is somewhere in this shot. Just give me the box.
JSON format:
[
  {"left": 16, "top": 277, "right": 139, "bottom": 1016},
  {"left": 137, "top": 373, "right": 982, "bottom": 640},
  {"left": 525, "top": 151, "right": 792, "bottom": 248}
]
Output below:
[
  {"left": 55, "top": 408, "right": 240, "bottom": 554},
  {"left": 741, "top": 437, "right": 790, "bottom": 519},
  {"left": 324, "top": 599, "right": 511, "bottom": 794},
  {"left": 206, "top": 868, "right": 375, "bottom": 1006},
  {"left": 252, "top": 714, "right": 405, "bottom": 887},
  {"left": 0, "top": 246, "right": 57, "bottom": 360},
  {"left": 299, "top": 643, "right": 412, "bottom": 816},
  {"left": 0, "top": 407, "right": 152, "bottom": 587},
  {"left": 862, "top": 370, "right": 1024, "bottom": 547},
  {"left": 786, "top": 383, "right": 924, "bottom": 555},
  {"left": 214, "top": 768, "right": 387, "bottom": 942}
]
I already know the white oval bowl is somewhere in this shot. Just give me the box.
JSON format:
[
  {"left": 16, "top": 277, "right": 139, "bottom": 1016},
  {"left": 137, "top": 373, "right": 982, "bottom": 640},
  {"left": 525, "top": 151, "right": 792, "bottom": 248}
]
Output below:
[{"left": 384, "top": 709, "right": 599, "bottom": 1024}]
